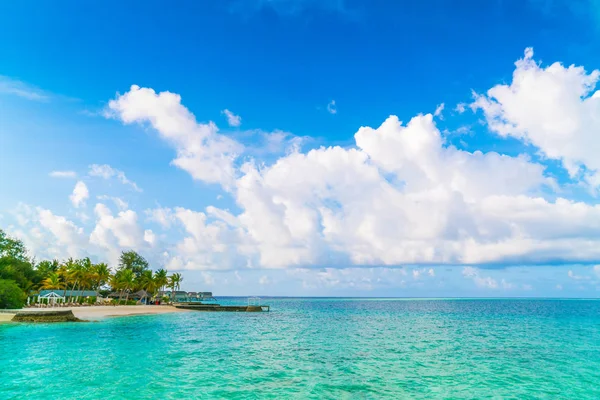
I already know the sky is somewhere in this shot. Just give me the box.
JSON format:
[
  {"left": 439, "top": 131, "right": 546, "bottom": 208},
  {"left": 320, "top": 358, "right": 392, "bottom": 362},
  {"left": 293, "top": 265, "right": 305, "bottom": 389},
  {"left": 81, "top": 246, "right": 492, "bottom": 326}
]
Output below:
[{"left": 1, "top": 0, "right": 600, "bottom": 297}]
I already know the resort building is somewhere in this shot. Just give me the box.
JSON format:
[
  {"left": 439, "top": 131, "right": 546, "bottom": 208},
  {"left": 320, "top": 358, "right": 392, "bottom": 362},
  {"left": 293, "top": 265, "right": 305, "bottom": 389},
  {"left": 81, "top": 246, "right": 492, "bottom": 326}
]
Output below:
[
  {"left": 107, "top": 290, "right": 152, "bottom": 303},
  {"left": 157, "top": 291, "right": 216, "bottom": 302},
  {"left": 38, "top": 290, "right": 99, "bottom": 298},
  {"left": 34, "top": 290, "right": 101, "bottom": 306}
]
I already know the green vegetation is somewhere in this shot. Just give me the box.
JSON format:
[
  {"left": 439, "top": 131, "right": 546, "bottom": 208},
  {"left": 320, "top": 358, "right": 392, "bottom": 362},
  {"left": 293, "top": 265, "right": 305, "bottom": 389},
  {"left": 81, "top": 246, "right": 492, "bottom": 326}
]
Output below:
[
  {"left": 0, "top": 228, "right": 180, "bottom": 309},
  {"left": 0, "top": 279, "right": 26, "bottom": 309}
]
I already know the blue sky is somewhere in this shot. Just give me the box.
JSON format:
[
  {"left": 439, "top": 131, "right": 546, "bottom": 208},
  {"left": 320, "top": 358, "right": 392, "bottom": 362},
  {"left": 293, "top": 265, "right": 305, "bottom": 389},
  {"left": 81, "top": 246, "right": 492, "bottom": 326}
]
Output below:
[{"left": 2, "top": 0, "right": 600, "bottom": 296}]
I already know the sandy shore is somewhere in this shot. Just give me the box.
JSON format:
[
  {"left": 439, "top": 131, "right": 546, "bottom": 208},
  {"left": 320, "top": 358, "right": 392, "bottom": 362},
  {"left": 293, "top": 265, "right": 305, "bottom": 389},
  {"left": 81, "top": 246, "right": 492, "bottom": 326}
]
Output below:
[
  {"left": 0, "top": 313, "right": 16, "bottom": 322},
  {"left": 0, "top": 305, "right": 189, "bottom": 323},
  {"left": 69, "top": 305, "right": 190, "bottom": 320}
]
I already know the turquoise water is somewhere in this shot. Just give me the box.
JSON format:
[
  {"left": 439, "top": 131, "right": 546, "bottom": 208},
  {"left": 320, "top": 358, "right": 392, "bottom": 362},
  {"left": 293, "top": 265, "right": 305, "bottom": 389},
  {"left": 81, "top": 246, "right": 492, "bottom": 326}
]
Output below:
[{"left": 2, "top": 298, "right": 600, "bottom": 399}]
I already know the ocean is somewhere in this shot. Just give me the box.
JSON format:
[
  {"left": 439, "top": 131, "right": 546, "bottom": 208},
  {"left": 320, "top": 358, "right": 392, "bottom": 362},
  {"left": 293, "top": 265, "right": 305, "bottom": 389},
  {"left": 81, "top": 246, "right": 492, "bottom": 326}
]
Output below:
[{"left": 1, "top": 298, "right": 599, "bottom": 399}]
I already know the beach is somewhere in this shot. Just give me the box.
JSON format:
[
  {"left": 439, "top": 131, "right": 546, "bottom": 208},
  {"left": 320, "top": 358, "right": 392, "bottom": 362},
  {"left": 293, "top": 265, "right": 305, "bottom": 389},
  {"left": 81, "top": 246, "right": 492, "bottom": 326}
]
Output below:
[
  {"left": 0, "top": 305, "right": 189, "bottom": 322},
  {"left": 71, "top": 305, "right": 190, "bottom": 319},
  {"left": 0, "top": 312, "right": 14, "bottom": 322}
]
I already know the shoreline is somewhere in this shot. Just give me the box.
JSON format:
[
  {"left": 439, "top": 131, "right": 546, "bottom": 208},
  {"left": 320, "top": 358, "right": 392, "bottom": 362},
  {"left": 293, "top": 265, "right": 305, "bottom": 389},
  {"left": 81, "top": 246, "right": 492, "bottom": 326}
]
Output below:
[
  {"left": 0, "top": 305, "right": 190, "bottom": 323},
  {"left": 70, "top": 305, "right": 191, "bottom": 320}
]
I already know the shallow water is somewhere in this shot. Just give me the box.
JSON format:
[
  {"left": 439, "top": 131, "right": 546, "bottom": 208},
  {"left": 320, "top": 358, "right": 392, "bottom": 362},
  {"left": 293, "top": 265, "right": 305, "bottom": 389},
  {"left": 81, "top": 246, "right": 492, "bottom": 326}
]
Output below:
[{"left": 1, "top": 298, "right": 600, "bottom": 399}]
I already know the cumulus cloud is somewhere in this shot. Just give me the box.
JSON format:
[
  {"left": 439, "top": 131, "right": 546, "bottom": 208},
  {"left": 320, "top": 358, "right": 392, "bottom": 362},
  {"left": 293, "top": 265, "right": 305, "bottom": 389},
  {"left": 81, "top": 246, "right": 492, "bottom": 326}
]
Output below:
[
  {"left": 106, "top": 85, "right": 242, "bottom": 188},
  {"left": 472, "top": 47, "right": 600, "bottom": 190},
  {"left": 89, "top": 164, "right": 142, "bottom": 192},
  {"left": 49, "top": 170, "right": 76, "bottom": 178},
  {"left": 103, "top": 54, "right": 600, "bottom": 271},
  {"left": 16, "top": 49, "right": 600, "bottom": 276},
  {"left": 229, "top": 113, "right": 562, "bottom": 268},
  {"left": 90, "top": 203, "right": 145, "bottom": 250},
  {"left": 222, "top": 109, "right": 242, "bottom": 127},
  {"left": 146, "top": 207, "right": 174, "bottom": 228},
  {"left": 10, "top": 202, "right": 156, "bottom": 265},
  {"left": 38, "top": 208, "right": 86, "bottom": 253},
  {"left": 69, "top": 181, "right": 89, "bottom": 208}
]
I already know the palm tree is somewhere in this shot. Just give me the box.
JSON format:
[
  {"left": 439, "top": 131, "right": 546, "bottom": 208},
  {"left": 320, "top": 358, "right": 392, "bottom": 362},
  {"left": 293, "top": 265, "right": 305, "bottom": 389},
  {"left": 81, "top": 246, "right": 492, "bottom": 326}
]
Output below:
[
  {"left": 168, "top": 273, "right": 182, "bottom": 303},
  {"left": 58, "top": 263, "right": 70, "bottom": 298},
  {"left": 109, "top": 272, "right": 123, "bottom": 303},
  {"left": 137, "top": 270, "right": 155, "bottom": 304},
  {"left": 36, "top": 259, "right": 60, "bottom": 279},
  {"left": 154, "top": 269, "right": 168, "bottom": 301},
  {"left": 120, "top": 269, "right": 135, "bottom": 303},
  {"left": 63, "top": 258, "right": 83, "bottom": 302},
  {"left": 40, "top": 272, "right": 65, "bottom": 290},
  {"left": 92, "top": 263, "right": 111, "bottom": 290},
  {"left": 78, "top": 257, "right": 94, "bottom": 297}
]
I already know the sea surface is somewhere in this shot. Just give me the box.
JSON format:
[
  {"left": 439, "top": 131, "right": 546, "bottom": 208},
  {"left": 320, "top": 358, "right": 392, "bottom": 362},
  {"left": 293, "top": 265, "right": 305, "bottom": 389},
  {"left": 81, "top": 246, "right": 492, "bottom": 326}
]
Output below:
[{"left": 1, "top": 298, "right": 600, "bottom": 399}]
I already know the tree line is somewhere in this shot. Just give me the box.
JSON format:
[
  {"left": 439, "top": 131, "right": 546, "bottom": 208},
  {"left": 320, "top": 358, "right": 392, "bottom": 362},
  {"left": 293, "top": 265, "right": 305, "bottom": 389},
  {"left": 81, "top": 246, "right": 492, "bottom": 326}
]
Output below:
[{"left": 0, "top": 228, "right": 183, "bottom": 309}]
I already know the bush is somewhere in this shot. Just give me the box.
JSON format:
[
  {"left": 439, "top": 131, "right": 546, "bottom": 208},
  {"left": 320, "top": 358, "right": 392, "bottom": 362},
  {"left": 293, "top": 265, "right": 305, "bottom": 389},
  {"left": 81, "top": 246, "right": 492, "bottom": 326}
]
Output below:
[{"left": 0, "top": 279, "right": 26, "bottom": 309}]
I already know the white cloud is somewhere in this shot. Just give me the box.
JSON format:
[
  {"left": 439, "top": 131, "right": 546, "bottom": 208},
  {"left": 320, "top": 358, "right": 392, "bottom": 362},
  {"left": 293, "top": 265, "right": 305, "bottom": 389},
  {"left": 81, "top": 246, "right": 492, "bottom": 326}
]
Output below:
[
  {"left": 259, "top": 275, "right": 271, "bottom": 285},
  {"left": 144, "top": 229, "right": 156, "bottom": 246},
  {"left": 133, "top": 97, "right": 600, "bottom": 270},
  {"left": 462, "top": 266, "right": 498, "bottom": 289},
  {"left": 69, "top": 181, "right": 89, "bottom": 208},
  {"left": 327, "top": 100, "right": 337, "bottom": 114},
  {"left": 146, "top": 207, "right": 174, "bottom": 228},
  {"left": 15, "top": 49, "right": 600, "bottom": 275},
  {"left": 49, "top": 170, "right": 76, "bottom": 178},
  {"left": 202, "top": 272, "right": 215, "bottom": 285},
  {"left": 241, "top": 129, "right": 305, "bottom": 157},
  {"left": 221, "top": 109, "right": 242, "bottom": 127},
  {"left": 231, "top": 113, "right": 557, "bottom": 268},
  {"left": 412, "top": 267, "right": 435, "bottom": 280},
  {"left": 89, "top": 164, "right": 142, "bottom": 192},
  {"left": 9, "top": 205, "right": 83, "bottom": 260},
  {"left": 434, "top": 103, "right": 445, "bottom": 119},
  {"left": 288, "top": 267, "right": 407, "bottom": 291},
  {"left": 106, "top": 85, "right": 242, "bottom": 189},
  {"left": 472, "top": 47, "right": 600, "bottom": 190},
  {"left": 89, "top": 203, "right": 146, "bottom": 262},
  {"left": 97, "top": 195, "right": 128, "bottom": 210},
  {"left": 567, "top": 270, "right": 590, "bottom": 281},
  {"left": 0, "top": 75, "right": 50, "bottom": 101}
]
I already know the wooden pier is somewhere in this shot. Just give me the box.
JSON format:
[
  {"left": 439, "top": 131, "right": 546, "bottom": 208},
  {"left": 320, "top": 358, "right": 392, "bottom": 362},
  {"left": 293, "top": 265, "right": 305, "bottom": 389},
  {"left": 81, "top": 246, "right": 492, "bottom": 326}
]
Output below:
[{"left": 174, "top": 302, "right": 270, "bottom": 312}]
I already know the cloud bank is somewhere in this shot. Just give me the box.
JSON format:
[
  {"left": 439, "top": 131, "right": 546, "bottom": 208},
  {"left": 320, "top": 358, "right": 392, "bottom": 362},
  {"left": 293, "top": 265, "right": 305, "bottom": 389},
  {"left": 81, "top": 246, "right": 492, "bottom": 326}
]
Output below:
[{"left": 10, "top": 49, "right": 600, "bottom": 276}]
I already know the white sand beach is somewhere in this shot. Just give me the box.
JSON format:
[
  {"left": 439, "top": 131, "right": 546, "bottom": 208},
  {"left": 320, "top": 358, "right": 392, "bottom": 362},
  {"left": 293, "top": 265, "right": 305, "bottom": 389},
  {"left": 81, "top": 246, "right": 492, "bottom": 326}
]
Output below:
[
  {"left": 0, "top": 313, "right": 15, "bottom": 322},
  {"left": 0, "top": 305, "right": 190, "bottom": 323},
  {"left": 69, "top": 305, "right": 190, "bottom": 320}
]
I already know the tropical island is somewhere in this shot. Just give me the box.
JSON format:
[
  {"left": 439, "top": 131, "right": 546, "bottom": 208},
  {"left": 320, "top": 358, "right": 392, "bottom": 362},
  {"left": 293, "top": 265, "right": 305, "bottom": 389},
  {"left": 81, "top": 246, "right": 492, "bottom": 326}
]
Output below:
[
  {"left": 0, "top": 228, "right": 183, "bottom": 310},
  {"left": 0, "top": 228, "right": 268, "bottom": 322}
]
